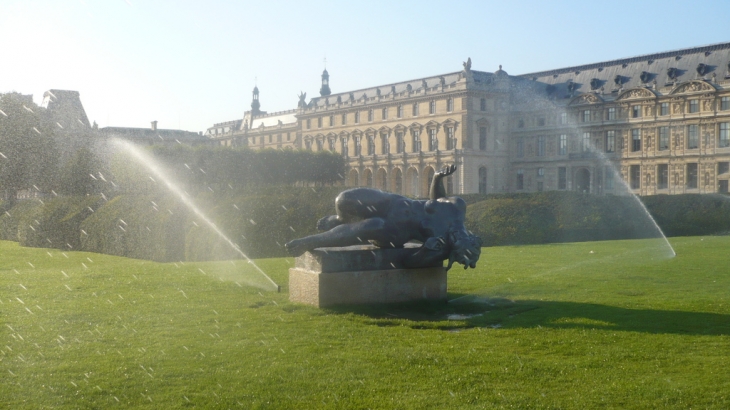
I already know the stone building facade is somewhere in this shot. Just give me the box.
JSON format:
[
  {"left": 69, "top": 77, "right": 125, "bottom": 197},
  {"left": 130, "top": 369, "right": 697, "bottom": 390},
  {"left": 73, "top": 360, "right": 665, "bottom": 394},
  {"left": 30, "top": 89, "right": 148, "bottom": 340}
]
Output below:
[{"left": 207, "top": 42, "right": 730, "bottom": 197}]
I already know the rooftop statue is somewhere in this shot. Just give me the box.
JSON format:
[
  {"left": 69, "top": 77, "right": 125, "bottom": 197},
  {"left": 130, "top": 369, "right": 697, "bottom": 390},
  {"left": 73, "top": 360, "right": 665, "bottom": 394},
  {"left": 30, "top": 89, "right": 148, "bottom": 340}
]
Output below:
[{"left": 285, "top": 165, "right": 482, "bottom": 271}]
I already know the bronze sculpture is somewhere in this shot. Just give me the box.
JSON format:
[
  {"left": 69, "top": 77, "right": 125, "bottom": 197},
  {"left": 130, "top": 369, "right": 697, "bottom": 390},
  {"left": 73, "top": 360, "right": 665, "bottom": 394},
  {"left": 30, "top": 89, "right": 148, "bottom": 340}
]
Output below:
[{"left": 285, "top": 165, "right": 482, "bottom": 271}]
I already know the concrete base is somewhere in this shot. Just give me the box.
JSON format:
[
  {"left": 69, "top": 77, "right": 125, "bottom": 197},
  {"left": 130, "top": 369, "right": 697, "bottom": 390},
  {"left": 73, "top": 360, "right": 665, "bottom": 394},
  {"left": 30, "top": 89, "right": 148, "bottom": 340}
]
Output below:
[
  {"left": 289, "top": 245, "right": 447, "bottom": 307},
  {"left": 289, "top": 266, "right": 446, "bottom": 307}
]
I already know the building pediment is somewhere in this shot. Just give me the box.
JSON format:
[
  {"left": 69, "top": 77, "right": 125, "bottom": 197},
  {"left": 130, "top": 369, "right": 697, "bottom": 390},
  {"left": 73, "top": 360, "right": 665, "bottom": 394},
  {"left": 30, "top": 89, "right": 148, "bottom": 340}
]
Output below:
[
  {"left": 669, "top": 80, "right": 717, "bottom": 95},
  {"left": 393, "top": 124, "right": 407, "bottom": 132},
  {"left": 378, "top": 125, "right": 392, "bottom": 133},
  {"left": 408, "top": 122, "right": 423, "bottom": 130},
  {"left": 568, "top": 92, "right": 605, "bottom": 105},
  {"left": 442, "top": 118, "right": 458, "bottom": 127},
  {"left": 475, "top": 117, "right": 489, "bottom": 126},
  {"left": 615, "top": 88, "right": 656, "bottom": 101}
]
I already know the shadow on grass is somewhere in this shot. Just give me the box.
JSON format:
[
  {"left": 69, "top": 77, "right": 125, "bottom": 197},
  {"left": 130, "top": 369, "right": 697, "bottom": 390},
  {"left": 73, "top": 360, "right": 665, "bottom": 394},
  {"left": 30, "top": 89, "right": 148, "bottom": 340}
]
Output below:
[{"left": 324, "top": 296, "right": 729, "bottom": 336}]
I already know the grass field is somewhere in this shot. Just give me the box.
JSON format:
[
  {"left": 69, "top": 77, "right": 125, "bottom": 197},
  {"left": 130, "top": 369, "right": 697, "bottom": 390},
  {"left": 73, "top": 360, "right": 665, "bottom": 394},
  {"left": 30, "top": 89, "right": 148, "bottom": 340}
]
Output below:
[{"left": 1, "top": 237, "right": 729, "bottom": 409}]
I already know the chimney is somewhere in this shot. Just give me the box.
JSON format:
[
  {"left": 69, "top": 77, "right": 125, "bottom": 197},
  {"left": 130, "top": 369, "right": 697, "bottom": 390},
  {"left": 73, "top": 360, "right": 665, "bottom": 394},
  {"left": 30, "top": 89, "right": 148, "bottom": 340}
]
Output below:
[{"left": 151, "top": 120, "right": 158, "bottom": 131}]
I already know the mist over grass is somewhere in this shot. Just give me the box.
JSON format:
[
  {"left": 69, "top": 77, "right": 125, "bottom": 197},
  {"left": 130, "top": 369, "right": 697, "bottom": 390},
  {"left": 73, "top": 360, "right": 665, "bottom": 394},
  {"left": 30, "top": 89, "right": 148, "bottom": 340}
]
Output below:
[{"left": 2, "top": 236, "right": 729, "bottom": 408}]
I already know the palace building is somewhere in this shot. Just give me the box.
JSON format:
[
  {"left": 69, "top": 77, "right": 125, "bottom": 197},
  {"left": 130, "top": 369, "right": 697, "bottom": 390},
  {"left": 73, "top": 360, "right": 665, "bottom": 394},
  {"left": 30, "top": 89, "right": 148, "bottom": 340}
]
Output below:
[{"left": 206, "top": 42, "right": 730, "bottom": 197}]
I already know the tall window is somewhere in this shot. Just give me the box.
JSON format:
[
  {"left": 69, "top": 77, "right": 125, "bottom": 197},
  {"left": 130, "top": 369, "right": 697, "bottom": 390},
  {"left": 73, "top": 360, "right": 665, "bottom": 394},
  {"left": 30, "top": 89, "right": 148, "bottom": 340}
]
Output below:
[
  {"left": 631, "top": 105, "right": 641, "bottom": 118},
  {"left": 478, "top": 167, "right": 487, "bottom": 194},
  {"left": 632, "top": 129, "right": 641, "bottom": 152},
  {"left": 687, "top": 163, "right": 698, "bottom": 188},
  {"left": 368, "top": 109, "right": 373, "bottom": 122},
  {"left": 659, "top": 127, "right": 669, "bottom": 151},
  {"left": 305, "top": 139, "right": 312, "bottom": 151},
  {"left": 412, "top": 130, "right": 420, "bottom": 153},
  {"left": 412, "top": 103, "right": 419, "bottom": 116},
  {"left": 429, "top": 100, "right": 436, "bottom": 114},
  {"left": 516, "top": 138, "right": 524, "bottom": 157},
  {"left": 558, "top": 167, "right": 567, "bottom": 189},
  {"left": 428, "top": 129, "right": 438, "bottom": 151},
  {"left": 382, "top": 107, "right": 388, "bottom": 120},
  {"left": 341, "top": 137, "right": 348, "bottom": 157},
  {"left": 328, "top": 138, "right": 335, "bottom": 151},
  {"left": 660, "top": 102, "right": 669, "bottom": 116},
  {"left": 687, "top": 124, "right": 699, "bottom": 149},
  {"left": 516, "top": 169, "right": 524, "bottom": 190},
  {"left": 354, "top": 111, "right": 360, "bottom": 124},
  {"left": 317, "top": 117, "right": 323, "bottom": 128},
  {"left": 396, "top": 132, "right": 404, "bottom": 153},
  {"left": 537, "top": 136, "right": 546, "bottom": 156},
  {"left": 354, "top": 136, "right": 361, "bottom": 156},
  {"left": 306, "top": 119, "right": 311, "bottom": 129},
  {"left": 722, "top": 97, "right": 730, "bottom": 111},
  {"left": 480, "top": 98, "right": 486, "bottom": 111},
  {"left": 559, "top": 134, "right": 567, "bottom": 155},
  {"left": 689, "top": 99, "right": 699, "bottom": 113},
  {"left": 719, "top": 123, "right": 730, "bottom": 148},
  {"left": 607, "top": 107, "right": 616, "bottom": 120},
  {"left": 329, "top": 115, "right": 334, "bottom": 126},
  {"left": 316, "top": 139, "right": 323, "bottom": 151},
  {"left": 583, "top": 110, "right": 591, "bottom": 122},
  {"left": 446, "top": 127, "right": 455, "bottom": 150},
  {"left": 381, "top": 133, "right": 389, "bottom": 154},
  {"left": 560, "top": 112, "right": 568, "bottom": 124},
  {"left": 479, "top": 127, "right": 487, "bottom": 151},
  {"left": 606, "top": 131, "right": 616, "bottom": 153},
  {"left": 605, "top": 166, "right": 614, "bottom": 190},
  {"left": 341, "top": 113, "right": 347, "bottom": 125},
  {"left": 658, "top": 164, "right": 668, "bottom": 189},
  {"left": 630, "top": 165, "right": 641, "bottom": 189},
  {"left": 447, "top": 98, "right": 454, "bottom": 112},
  {"left": 397, "top": 105, "right": 403, "bottom": 118},
  {"left": 719, "top": 162, "right": 730, "bottom": 175},
  {"left": 367, "top": 136, "right": 375, "bottom": 155},
  {"left": 582, "top": 132, "right": 591, "bottom": 152}
]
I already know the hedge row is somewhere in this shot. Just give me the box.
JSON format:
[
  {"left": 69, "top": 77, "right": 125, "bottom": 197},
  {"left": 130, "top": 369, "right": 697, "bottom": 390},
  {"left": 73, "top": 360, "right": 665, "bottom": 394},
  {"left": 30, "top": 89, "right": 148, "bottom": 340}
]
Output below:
[{"left": 2, "top": 191, "right": 729, "bottom": 261}]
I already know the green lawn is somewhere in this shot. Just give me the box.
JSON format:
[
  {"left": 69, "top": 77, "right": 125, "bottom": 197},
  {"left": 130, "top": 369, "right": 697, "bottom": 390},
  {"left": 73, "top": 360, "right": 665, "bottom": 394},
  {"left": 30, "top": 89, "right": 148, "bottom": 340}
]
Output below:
[{"left": 1, "top": 237, "right": 728, "bottom": 409}]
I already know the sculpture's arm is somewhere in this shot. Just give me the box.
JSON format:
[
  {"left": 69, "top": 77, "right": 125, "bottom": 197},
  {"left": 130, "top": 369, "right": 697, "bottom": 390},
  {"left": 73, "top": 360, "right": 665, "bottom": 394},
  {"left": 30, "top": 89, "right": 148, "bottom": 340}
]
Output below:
[{"left": 429, "top": 165, "right": 457, "bottom": 200}]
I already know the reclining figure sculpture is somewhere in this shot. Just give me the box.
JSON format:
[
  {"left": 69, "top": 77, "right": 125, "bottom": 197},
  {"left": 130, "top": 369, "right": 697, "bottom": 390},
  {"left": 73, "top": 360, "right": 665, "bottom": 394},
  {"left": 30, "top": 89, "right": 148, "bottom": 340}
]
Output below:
[{"left": 285, "top": 165, "right": 482, "bottom": 271}]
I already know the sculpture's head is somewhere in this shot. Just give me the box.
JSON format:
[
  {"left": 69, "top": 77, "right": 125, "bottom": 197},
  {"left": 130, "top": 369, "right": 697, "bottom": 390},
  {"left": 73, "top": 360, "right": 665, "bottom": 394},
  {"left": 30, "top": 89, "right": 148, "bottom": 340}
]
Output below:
[{"left": 446, "top": 228, "right": 482, "bottom": 271}]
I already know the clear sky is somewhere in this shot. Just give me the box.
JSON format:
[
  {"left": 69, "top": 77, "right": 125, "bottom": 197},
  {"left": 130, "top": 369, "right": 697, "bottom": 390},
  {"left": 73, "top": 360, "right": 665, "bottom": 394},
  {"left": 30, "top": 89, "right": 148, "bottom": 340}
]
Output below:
[{"left": 2, "top": 0, "right": 729, "bottom": 132}]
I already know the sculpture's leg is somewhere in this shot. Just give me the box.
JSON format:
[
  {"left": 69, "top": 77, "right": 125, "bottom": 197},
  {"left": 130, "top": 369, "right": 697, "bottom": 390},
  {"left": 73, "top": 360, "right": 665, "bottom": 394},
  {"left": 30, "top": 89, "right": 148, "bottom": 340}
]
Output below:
[{"left": 286, "top": 218, "right": 387, "bottom": 256}]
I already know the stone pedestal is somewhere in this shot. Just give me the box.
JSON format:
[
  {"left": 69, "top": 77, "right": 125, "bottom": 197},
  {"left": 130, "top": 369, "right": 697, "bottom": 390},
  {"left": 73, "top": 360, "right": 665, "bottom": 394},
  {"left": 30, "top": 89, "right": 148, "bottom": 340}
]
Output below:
[{"left": 289, "top": 244, "right": 447, "bottom": 307}]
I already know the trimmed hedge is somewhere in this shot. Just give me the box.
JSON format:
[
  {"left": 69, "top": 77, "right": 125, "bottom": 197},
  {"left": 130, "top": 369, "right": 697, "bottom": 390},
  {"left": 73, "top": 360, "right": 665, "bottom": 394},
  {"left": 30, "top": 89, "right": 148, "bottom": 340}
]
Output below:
[
  {"left": 0, "top": 199, "right": 43, "bottom": 241},
  {"left": 185, "top": 186, "right": 342, "bottom": 260},
  {"left": 80, "top": 194, "right": 188, "bottom": 262},
  {"left": 17, "top": 196, "right": 102, "bottom": 250},
  {"left": 3, "top": 190, "right": 729, "bottom": 262}
]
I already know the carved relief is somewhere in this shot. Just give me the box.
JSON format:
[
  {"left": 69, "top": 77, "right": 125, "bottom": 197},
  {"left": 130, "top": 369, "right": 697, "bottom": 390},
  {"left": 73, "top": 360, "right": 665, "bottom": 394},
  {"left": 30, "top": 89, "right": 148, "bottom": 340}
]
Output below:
[
  {"left": 672, "top": 103, "right": 682, "bottom": 114},
  {"left": 703, "top": 100, "right": 713, "bottom": 111},
  {"left": 671, "top": 80, "right": 715, "bottom": 94},
  {"left": 616, "top": 88, "right": 655, "bottom": 101},
  {"left": 569, "top": 93, "right": 602, "bottom": 106}
]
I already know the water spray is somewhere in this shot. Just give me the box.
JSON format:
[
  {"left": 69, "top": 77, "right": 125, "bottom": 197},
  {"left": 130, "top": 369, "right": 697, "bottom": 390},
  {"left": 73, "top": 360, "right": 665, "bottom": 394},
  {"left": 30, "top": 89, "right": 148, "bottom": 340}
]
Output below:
[{"left": 110, "top": 138, "right": 281, "bottom": 291}]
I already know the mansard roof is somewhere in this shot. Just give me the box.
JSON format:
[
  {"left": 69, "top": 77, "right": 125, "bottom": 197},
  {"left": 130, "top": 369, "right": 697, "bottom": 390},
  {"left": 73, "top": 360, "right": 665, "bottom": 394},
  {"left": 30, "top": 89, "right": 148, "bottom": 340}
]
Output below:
[
  {"left": 306, "top": 70, "right": 487, "bottom": 109},
  {"left": 517, "top": 41, "right": 730, "bottom": 100}
]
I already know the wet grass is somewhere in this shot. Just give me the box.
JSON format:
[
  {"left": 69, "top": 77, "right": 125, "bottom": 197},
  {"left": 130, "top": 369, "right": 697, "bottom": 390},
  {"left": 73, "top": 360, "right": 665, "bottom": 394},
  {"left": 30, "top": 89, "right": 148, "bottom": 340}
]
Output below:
[{"left": 1, "top": 236, "right": 729, "bottom": 409}]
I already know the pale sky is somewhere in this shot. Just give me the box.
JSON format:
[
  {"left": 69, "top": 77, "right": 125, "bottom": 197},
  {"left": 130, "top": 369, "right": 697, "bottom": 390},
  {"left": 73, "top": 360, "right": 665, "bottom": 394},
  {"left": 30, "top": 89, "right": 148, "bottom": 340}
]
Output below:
[{"left": 2, "top": 0, "right": 729, "bottom": 132}]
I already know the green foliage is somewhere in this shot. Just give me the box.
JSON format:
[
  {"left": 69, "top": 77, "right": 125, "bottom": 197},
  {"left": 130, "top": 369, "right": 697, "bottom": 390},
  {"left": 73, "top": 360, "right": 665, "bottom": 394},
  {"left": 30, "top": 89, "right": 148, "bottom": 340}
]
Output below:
[
  {"left": 79, "top": 194, "right": 188, "bottom": 262},
  {"left": 465, "top": 192, "right": 730, "bottom": 247},
  {"left": 643, "top": 194, "right": 730, "bottom": 237},
  {"left": 56, "top": 147, "right": 108, "bottom": 196},
  {"left": 0, "top": 93, "right": 58, "bottom": 200},
  {"left": 150, "top": 145, "right": 346, "bottom": 189},
  {"left": 16, "top": 195, "right": 102, "bottom": 250},
  {"left": 186, "top": 186, "right": 342, "bottom": 259},
  {"left": 0, "top": 199, "right": 43, "bottom": 241}
]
